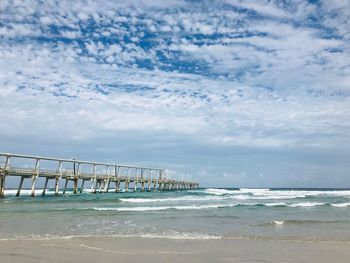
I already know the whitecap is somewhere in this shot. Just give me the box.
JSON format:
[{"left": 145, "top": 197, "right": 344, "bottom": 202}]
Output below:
[
  {"left": 271, "top": 220, "right": 284, "bottom": 225},
  {"left": 239, "top": 188, "right": 270, "bottom": 193},
  {"left": 240, "top": 189, "right": 350, "bottom": 199},
  {"left": 4, "top": 189, "right": 58, "bottom": 196},
  {"left": 139, "top": 232, "right": 222, "bottom": 240},
  {"left": 120, "top": 195, "right": 227, "bottom": 203},
  {"left": 330, "top": 203, "right": 350, "bottom": 208},
  {"left": 93, "top": 204, "right": 225, "bottom": 212},
  {"left": 203, "top": 188, "right": 240, "bottom": 195},
  {"left": 288, "top": 202, "right": 325, "bottom": 207},
  {"left": 264, "top": 202, "right": 287, "bottom": 207}
]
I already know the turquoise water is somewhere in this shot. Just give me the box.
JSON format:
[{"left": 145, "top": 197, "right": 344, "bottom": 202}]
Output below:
[{"left": 1, "top": 188, "right": 350, "bottom": 241}]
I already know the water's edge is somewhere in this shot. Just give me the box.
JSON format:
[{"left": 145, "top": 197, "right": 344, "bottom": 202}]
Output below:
[{"left": 1, "top": 188, "right": 350, "bottom": 242}]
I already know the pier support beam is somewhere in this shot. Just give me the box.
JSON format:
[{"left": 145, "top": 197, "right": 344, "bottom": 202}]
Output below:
[
  {"left": 93, "top": 179, "right": 97, "bottom": 194},
  {"left": 92, "top": 164, "right": 97, "bottom": 193},
  {"left": 125, "top": 181, "right": 129, "bottom": 192},
  {"left": 90, "top": 179, "right": 94, "bottom": 193},
  {"left": 98, "top": 180, "right": 104, "bottom": 193},
  {"left": 63, "top": 179, "right": 69, "bottom": 194},
  {"left": 31, "top": 159, "right": 40, "bottom": 197},
  {"left": 55, "top": 177, "right": 60, "bottom": 195},
  {"left": 73, "top": 178, "right": 78, "bottom": 194},
  {"left": 0, "top": 175, "right": 6, "bottom": 198},
  {"left": 153, "top": 181, "right": 157, "bottom": 191},
  {"left": 31, "top": 175, "right": 37, "bottom": 197},
  {"left": 115, "top": 180, "right": 120, "bottom": 192},
  {"left": 0, "top": 156, "right": 10, "bottom": 198},
  {"left": 147, "top": 180, "right": 151, "bottom": 192},
  {"left": 80, "top": 179, "right": 85, "bottom": 193},
  {"left": 104, "top": 179, "right": 110, "bottom": 193},
  {"left": 42, "top": 177, "right": 49, "bottom": 196},
  {"left": 16, "top": 176, "right": 24, "bottom": 197}
]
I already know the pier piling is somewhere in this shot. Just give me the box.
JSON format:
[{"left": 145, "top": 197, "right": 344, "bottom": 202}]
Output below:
[
  {"left": 42, "top": 177, "right": 49, "bottom": 196},
  {"left": 115, "top": 180, "right": 120, "bottom": 192},
  {"left": 0, "top": 175, "right": 5, "bottom": 198},
  {"left": 55, "top": 177, "right": 60, "bottom": 195},
  {"left": 73, "top": 178, "right": 78, "bottom": 194},
  {"left": 63, "top": 178, "right": 69, "bottom": 194},
  {"left": 80, "top": 179, "right": 85, "bottom": 193},
  {"left": 16, "top": 176, "right": 24, "bottom": 197}
]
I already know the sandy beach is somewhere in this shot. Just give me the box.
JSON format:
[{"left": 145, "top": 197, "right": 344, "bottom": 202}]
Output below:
[
  {"left": 2, "top": 0, "right": 350, "bottom": 262},
  {"left": 2, "top": 189, "right": 350, "bottom": 262},
  {"left": 1, "top": 236, "right": 349, "bottom": 263}
]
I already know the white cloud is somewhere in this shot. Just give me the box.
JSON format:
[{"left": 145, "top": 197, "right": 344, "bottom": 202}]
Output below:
[
  {"left": 224, "top": 0, "right": 292, "bottom": 18},
  {"left": 0, "top": 0, "right": 350, "bottom": 185}
]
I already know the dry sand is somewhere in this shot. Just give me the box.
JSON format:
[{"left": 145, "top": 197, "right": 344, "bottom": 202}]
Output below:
[{"left": 0, "top": 236, "right": 349, "bottom": 263}]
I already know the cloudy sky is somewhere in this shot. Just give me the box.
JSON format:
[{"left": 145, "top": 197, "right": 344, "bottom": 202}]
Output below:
[{"left": 0, "top": 0, "right": 349, "bottom": 187}]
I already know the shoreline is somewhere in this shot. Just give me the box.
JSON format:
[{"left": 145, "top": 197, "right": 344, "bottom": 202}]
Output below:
[
  {"left": 1, "top": 236, "right": 349, "bottom": 263},
  {"left": 1, "top": 233, "right": 350, "bottom": 244}
]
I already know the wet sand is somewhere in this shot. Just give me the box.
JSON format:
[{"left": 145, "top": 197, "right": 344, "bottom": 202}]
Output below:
[{"left": 0, "top": 237, "right": 349, "bottom": 263}]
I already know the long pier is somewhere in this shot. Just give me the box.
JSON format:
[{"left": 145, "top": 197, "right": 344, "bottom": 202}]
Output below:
[{"left": 0, "top": 153, "right": 199, "bottom": 197}]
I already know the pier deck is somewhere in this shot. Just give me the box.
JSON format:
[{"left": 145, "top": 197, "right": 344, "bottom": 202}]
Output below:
[{"left": 0, "top": 153, "right": 199, "bottom": 197}]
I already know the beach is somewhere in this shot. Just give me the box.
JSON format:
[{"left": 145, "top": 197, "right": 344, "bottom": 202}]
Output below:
[
  {"left": 1, "top": 188, "right": 350, "bottom": 262},
  {"left": 2, "top": 0, "right": 350, "bottom": 261},
  {"left": 1, "top": 236, "right": 350, "bottom": 263}
]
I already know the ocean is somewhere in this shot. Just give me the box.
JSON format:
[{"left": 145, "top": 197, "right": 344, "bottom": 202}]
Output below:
[{"left": 1, "top": 188, "right": 350, "bottom": 242}]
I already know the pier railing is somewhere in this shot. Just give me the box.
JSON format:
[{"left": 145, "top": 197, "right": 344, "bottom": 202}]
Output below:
[{"left": 0, "top": 153, "right": 199, "bottom": 197}]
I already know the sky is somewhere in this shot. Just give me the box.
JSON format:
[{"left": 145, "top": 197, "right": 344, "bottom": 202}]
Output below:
[{"left": 0, "top": 0, "right": 349, "bottom": 188}]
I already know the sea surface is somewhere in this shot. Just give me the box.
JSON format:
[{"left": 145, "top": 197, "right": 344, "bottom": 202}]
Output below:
[{"left": 1, "top": 188, "right": 350, "bottom": 242}]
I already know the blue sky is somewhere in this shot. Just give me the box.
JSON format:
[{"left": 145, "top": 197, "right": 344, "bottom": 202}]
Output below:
[{"left": 0, "top": 0, "right": 349, "bottom": 187}]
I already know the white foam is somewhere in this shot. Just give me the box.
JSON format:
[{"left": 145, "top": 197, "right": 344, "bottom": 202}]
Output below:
[
  {"left": 92, "top": 202, "right": 298, "bottom": 212},
  {"left": 264, "top": 202, "right": 287, "bottom": 206},
  {"left": 288, "top": 202, "right": 325, "bottom": 208},
  {"left": 271, "top": 220, "right": 284, "bottom": 225},
  {"left": 203, "top": 188, "right": 350, "bottom": 200},
  {"left": 94, "top": 206, "right": 170, "bottom": 211},
  {"left": 239, "top": 188, "right": 270, "bottom": 193},
  {"left": 203, "top": 188, "right": 240, "bottom": 195},
  {"left": 235, "top": 202, "right": 287, "bottom": 207},
  {"left": 252, "top": 190, "right": 350, "bottom": 198},
  {"left": 3, "top": 189, "right": 18, "bottom": 195},
  {"left": 201, "top": 188, "right": 307, "bottom": 200},
  {"left": 93, "top": 204, "right": 224, "bottom": 212},
  {"left": 232, "top": 194, "right": 306, "bottom": 200},
  {"left": 230, "top": 195, "right": 253, "bottom": 200},
  {"left": 331, "top": 203, "right": 350, "bottom": 208},
  {"left": 138, "top": 232, "right": 222, "bottom": 240},
  {"left": 0, "top": 232, "right": 222, "bottom": 241},
  {"left": 307, "top": 190, "right": 350, "bottom": 196},
  {"left": 4, "top": 189, "right": 58, "bottom": 196},
  {"left": 120, "top": 195, "right": 226, "bottom": 203},
  {"left": 259, "top": 195, "right": 306, "bottom": 199},
  {"left": 241, "top": 190, "right": 308, "bottom": 199},
  {"left": 120, "top": 194, "right": 306, "bottom": 204}
]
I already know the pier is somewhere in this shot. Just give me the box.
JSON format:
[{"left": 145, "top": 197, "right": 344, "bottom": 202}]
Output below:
[{"left": 0, "top": 153, "right": 199, "bottom": 197}]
